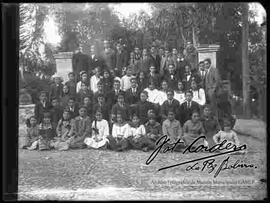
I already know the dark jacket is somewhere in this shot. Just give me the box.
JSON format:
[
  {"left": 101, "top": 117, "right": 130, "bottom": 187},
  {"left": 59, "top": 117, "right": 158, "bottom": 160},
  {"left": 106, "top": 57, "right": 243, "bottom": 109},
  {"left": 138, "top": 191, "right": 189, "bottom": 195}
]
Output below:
[
  {"left": 34, "top": 101, "right": 52, "bottom": 124},
  {"left": 179, "top": 101, "right": 200, "bottom": 126}
]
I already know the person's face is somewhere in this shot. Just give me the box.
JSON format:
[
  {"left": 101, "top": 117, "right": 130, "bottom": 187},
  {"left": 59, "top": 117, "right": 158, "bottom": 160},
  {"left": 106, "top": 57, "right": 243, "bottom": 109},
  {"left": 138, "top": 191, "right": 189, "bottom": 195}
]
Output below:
[
  {"left": 162, "top": 82, "right": 168, "bottom": 90},
  {"left": 192, "top": 112, "right": 200, "bottom": 122},
  {"left": 191, "top": 81, "right": 197, "bottom": 90},
  {"left": 150, "top": 66, "right": 155, "bottom": 73},
  {"left": 97, "top": 96, "right": 104, "bottom": 104},
  {"left": 79, "top": 108, "right": 87, "bottom": 117},
  {"left": 118, "top": 96, "right": 124, "bottom": 104},
  {"left": 139, "top": 72, "right": 145, "bottom": 79},
  {"left": 130, "top": 52, "right": 135, "bottom": 58},
  {"left": 165, "top": 50, "right": 169, "bottom": 57},
  {"left": 116, "top": 114, "right": 123, "bottom": 123},
  {"left": 95, "top": 112, "right": 103, "bottom": 121},
  {"left": 134, "top": 48, "right": 139, "bottom": 53},
  {"left": 140, "top": 93, "right": 147, "bottom": 102},
  {"left": 63, "top": 85, "right": 69, "bottom": 93},
  {"left": 114, "top": 82, "right": 120, "bottom": 90},
  {"left": 149, "top": 82, "right": 155, "bottom": 90},
  {"left": 40, "top": 94, "right": 47, "bottom": 101},
  {"left": 199, "top": 63, "right": 205, "bottom": 71},
  {"left": 143, "top": 49, "right": 147, "bottom": 56},
  {"left": 97, "top": 84, "right": 103, "bottom": 91},
  {"left": 224, "top": 126, "right": 231, "bottom": 132},
  {"left": 172, "top": 48, "right": 177, "bottom": 55},
  {"left": 44, "top": 117, "right": 51, "bottom": 124},
  {"left": 68, "top": 100, "right": 75, "bottom": 107},
  {"left": 63, "top": 111, "right": 70, "bottom": 120},
  {"left": 159, "top": 48, "right": 164, "bottom": 56},
  {"left": 83, "top": 97, "right": 90, "bottom": 105},
  {"left": 168, "top": 65, "right": 174, "bottom": 73},
  {"left": 178, "top": 82, "right": 183, "bottom": 91},
  {"left": 81, "top": 83, "right": 87, "bottom": 91},
  {"left": 90, "top": 46, "right": 95, "bottom": 53},
  {"left": 204, "top": 61, "right": 210, "bottom": 69},
  {"left": 185, "top": 66, "right": 190, "bottom": 73},
  {"left": 126, "top": 69, "right": 132, "bottom": 76},
  {"left": 132, "top": 116, "right": 140, "bottom": 125},
  {"left": 30, "top": 117, "right": 37, "bottom": 126},
  {"left": 82, "top": 74, "right": 87, "bottom": 81},
  {"left": 167, "top": 92, "right": 174, "bottom": 100},
  {"left": 131, "top": 80, "right": 137, "bottom": 88},
  {"left": 104, "top": 71, "right": 109, "bottom": 78},
  {"left": 150, "top": 47, "right": 155, "bottom": 54},
  {"left": 55, "top": 77, "right": 61, "bottom": 84},
  {"left": 95, "top": 68, "right": 101, "bottom": 75},
  {"left": 68, "top": 74, "right": 75, "bottom": 81},
  {"left": 52, "top": 99, "right": 59, "bottom": 107},
  {"left": 149, "top": 118, "right": 156, "bottom": 125},
  {"left": 116, "top": 44, "right": 121, "bottom": 51},
  {"left": 185, "top": 93, "right": 192, "bottom": 101},
  {"left": 168, "top": 112, "right": 175, "bottom": 121},
  {"left": 203, "top": 107, "right": 211, "bottom": 117}
]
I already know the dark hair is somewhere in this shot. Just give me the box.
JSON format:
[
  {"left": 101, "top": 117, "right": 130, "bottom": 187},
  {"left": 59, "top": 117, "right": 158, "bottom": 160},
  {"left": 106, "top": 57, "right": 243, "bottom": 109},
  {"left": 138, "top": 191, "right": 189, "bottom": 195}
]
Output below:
[
  {"left": 166, "top": 89, "right": 174, "bottom": 94},
  {"left": 167, "top": 109, "right": 175, "bottom": 115},
  {"left": 198, "top": 61, "right": 204, "bottom": 65},
  {"left": 132, "top": 113, "right": 140, "bottom": 119},
  {"left": 113, "top": 79, "right": 120, "bottom": 84},
  {"left": 140, "top": 90, "right": 148, "bottom": 97},
  {"left": 43, "top": 111, "right": 51, "bottom": 119},
  {"left": 204, "top": 58, "right": 211, "bottom": 65},
  {"left": 26, "top": 116, "right": 37, "bottom": 128},
  {"left": 117, "top": 93, "right": 125, "bottom": 99},
  {"left": 223, "top": 119, "right": 231, "bottom": 127},
  {"left": 68, "top": 72, "right": 75, "bottom": 76},
  {"left": 68, "top": 97, "right": 75, "bottom": 102},
  {"left": 185, "top": 90, "right": 193, "bottom": 96},
  {"left": 51, "top": 97, "right": 58, "bottom": 102},
  {"left": 203, "top": 104, "right": 212, "bottom": 110},
  {"left": 97, "top": 80, "right": 103, "bottom": 86},
  {"left": 168, "top": 63, "right": 175, "bottom": 67},
  {"left": 79, "top": 105, "right": 87, "bottom": 111},
  {"left": 97, "top": 93, "right": 105, "bottom": 98},
  {"left": 191, "top": 110, "right": 200, "bottom": 116}
]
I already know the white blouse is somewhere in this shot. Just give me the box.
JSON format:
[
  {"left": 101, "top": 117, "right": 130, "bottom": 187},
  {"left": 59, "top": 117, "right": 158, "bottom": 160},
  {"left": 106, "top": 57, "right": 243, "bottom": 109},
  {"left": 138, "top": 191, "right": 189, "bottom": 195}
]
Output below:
[
  {"left": 192, "top": 88, "right": 206, "bottom": 106},
  {"left": 112, "top": 123, "right": 131, "bottom": 139},
  {"left": 121, "top": 75, "right": 132, "bottom": 91},
  {"left": 144, "top": 88, "right": 161, "bottom": 104},
  {"left": 174, "top": 91, "right": 186, "bottom": 105},
  {"left": 213, "top": 130, "right": 240, "bottom": 146},
  {"left": 157, "top": 90, "right": 168, "bottom": 105},
  {"left": 91, "top": 119, "right": 109, "bottom": 140},
  {"left": 90, "top": 75, "right": 100, "bottom": 93},
  {"left": 130, "top": 124, "right": 146, "bottom": 138}
]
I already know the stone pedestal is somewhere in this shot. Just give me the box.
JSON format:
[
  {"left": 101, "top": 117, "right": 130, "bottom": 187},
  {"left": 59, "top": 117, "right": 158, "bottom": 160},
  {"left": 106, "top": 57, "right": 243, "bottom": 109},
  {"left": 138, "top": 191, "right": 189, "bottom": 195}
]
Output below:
[
  {"left": 53, "top": 52, "right": 73, "bottom": 83},
  {"left": 18, "top": 104, "right": 35, "bottom": 148},
  {"left": 197, "top": 44, "right": 220, "bottom": 69}
]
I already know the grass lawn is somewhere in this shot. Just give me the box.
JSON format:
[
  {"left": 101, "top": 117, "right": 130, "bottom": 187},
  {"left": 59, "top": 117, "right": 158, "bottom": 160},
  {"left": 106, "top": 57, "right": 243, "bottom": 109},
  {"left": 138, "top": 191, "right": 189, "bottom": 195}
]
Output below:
[{"left": 18, "top": 119, "right": 267, "bottom": 200}]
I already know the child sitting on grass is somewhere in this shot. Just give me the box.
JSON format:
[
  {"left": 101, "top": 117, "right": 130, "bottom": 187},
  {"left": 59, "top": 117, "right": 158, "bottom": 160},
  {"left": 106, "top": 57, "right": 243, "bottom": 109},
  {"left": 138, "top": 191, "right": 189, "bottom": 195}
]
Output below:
[
  {"left": 22, "top": 116, "right": 39, "bottom": 149},
  {"left": 108, "top": 113, "right": 130, "bottom": 151},
  {"left": 84, "top": 109, "right": 110, "bottom": 150}
]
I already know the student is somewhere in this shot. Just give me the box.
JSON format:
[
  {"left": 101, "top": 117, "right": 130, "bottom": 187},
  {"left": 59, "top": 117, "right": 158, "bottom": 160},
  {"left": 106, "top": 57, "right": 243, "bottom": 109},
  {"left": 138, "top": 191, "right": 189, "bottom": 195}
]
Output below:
[
  {"left": 84, "top": 110, "right": 110, "bottom": 149},
  {"left": 82, "top": 96, "right": 93, "bottom": 118},
  {"left": 22, "top": 116, "right": 39, "bottom": 149},
  {"left": 69, "top": 106, "right": 91, "bottom": 149},
  {"left": 144, "top": 78, "right": 161, "bottom": 105},
  {"left": 148, "top": 65, "right": 161, "bottom": 88},
  {"left": 50, "top": 98, "right": 63, "bottom": 130},
  {"left": 161, "top": 89, "right": 180, "bottom": 121},
  {"left": 51, "top": 109, "right": 73, "bottom": 151},
  {"left": 127, "top": 114, "right": 149, "bottom": 151},
  {"left": 138, "top": 48, "right": 154, "bottom": 74},
  {"left": 137, "top": 71, "right": 149, "bottom": 92},
  {"left": 38, "top": 112, "right": 55, "bottom": 151},
  {"left": 76, "top": 82, "right": 93, "bottom": 104},
  {"left": 90, "top": 66, "right": 102, "bottom": 93},
  {"left": 125, "top": 77, "right": 141, "bottom": 106},
  {"left": 60, "top": 85, "right": 72, "bottom": 108},
  {"left": 76, "top": 71, "right": 89, "bottom": 93},
  {"left": 65, "top": 72, "right": 77, "bottom": 97},
  {"left": 145, "top": 113, "right": 162, "bottom": 150},
  {"left": 163, "top": 63, "right": 179, "bottom": 90},
  {"left": 93, "top": 80, "right": 107, "bottom": 105},
  {"left": 162, "top": 110, "right": 182, "bottom": 142},
  {"left": 183, "top": 64, "right": 195, "bottom": 90},
  {"left": 182, "top": 111, "right": 206, "bottom": 147},
  {"left": 120, "top": 67, "right": 133, "bottom": 91},
  {"left": 201, "top": 105, "right": 220, "bottom": 147},
  {"left": 108, "top": 113, "right": 130, "bottom": 151},
  {"left": 213, "top": 119, "right": 240, "bottom": 147},
  {"left": 100, "top": 69, "right": 113, "bottom": 94},
  {"left": 174, "top": 80, "right": 186, "bottom": 105},
  {"left": 128, "top": 52, "right": 140, "bottom": 76},
  {"left": 92, "top": 94, "right": 110, "bottom": 122},
  {"left": 106, "top": 79, "right": 125, "bottom": 109},
  {"left": 190, "top": 80, "right": 206, "bottom": 106},
  {"left": 66, "top": 97, "right": 79, "bottom": 119},
  {"left": 179, "top": 90, "right": 200, "bottom": 126},
  {"left": 34, "top": 91, "right": 52, "bottom": 124},
  {"left": 158, "top": 80, "right": 169, "bottom": 106},
  {"left": 111, "top": 93, "right": 130, "bottom": 123},
  {"left": 49, "top": 75, "right": 63, "bottom": 101}
]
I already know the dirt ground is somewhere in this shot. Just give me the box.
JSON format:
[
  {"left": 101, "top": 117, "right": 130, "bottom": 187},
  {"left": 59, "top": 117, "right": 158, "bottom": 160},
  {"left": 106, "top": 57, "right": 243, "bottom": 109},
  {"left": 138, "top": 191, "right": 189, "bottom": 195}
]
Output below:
[{"left": 18, "top": 119, "right": 267, "bottom": 200}]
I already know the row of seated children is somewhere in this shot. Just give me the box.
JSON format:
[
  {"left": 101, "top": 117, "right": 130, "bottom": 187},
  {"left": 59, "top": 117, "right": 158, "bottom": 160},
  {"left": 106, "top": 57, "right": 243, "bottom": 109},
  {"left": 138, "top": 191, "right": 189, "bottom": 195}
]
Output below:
[{"left": 23, "top": 104, "right": 240, "bottom": 152}]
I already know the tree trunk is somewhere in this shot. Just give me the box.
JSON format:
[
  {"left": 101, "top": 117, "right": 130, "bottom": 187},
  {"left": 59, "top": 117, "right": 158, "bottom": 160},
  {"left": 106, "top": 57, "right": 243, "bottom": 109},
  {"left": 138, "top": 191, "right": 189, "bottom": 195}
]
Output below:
[{"left": 241, "top": 3, "right": 251, "bottom": 118}]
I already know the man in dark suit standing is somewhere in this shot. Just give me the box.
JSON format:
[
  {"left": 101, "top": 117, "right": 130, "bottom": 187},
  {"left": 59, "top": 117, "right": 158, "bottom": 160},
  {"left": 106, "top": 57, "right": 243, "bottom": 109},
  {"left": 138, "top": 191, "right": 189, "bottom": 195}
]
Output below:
[
  {"left": 102, "top": 40, "right": 116, "bottom": 73},
  {"left": 72, "top": 46, "right": 90, "bottom": 82},
  {"left": 150, "top": 46, "right": 161, "bottom": 73},
  {"left": 125, "top": 77, "right": 141, "bottom": 112},
  {"left": 88, "top": 45, "right": 102, "bottom": 77},
  {"left": 106, "top": 79, "right": 125, "bottom": 110},
  {"left": 204, "top": 58, "right": 220, "bottom": 114},
  {"left": 179, "top": 90, "right": 200, "bottom": 126},
  {"left": 115, "top": 43, "right": 128, "bottom": 77},
  {"left": 197, "top": 61, "right": 207, "bottom": 89}
]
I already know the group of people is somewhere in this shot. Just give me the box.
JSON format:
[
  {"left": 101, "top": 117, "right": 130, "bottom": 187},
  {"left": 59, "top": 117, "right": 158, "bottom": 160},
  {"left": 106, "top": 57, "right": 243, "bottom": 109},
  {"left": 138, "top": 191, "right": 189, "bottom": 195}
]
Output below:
[{"left": 22, "top": 41, "right": 239, "bottom": 152}]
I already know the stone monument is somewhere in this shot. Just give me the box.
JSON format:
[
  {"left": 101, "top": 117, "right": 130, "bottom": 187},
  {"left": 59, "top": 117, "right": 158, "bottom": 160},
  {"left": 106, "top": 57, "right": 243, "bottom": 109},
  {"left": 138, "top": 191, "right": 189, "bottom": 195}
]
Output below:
[
  {"left": 53, "top": 52, "right": 74, "bottom": 83},
  {"left": 197, "top": 44, "right": 220, "bottom": 69}
]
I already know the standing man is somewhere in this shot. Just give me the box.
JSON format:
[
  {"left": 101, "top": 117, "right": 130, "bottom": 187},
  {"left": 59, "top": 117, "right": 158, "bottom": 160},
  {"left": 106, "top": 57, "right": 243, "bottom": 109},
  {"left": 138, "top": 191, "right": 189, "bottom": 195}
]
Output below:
[
  {"left": 102, "top": 40, "right": 116, "bottom": 73},
  {"left": 159, "top": 48, "right": 171, "bottom": 77},
  {"left": 72, "top": 46, "right": 90, "bottom": 82},
  {"left": 88, "top": 45, "right": 102, "bottom": 77},
  {"left": 197, "top": 61, "right": 207, "bottom": 89},
  {"left": 150, "top": 46, "right": 161, "bottom": 73},
  {"left": 138, "top": 48, "right": 154, "bottom": 75},
  {"left": 204, "top": 58, "right": 220, "bottom": 114},
  {"left": 184, "top": 41, "right": 197, "bottom": 71},
  {"left": 115, "top": 43, "right": 128, "bottom": 77}
]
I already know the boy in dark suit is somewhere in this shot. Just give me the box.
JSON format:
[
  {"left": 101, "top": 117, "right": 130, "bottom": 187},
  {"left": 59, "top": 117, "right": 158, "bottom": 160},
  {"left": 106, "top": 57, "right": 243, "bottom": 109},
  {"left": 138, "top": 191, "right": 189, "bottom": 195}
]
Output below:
[
  {"left": 125, "top": 77, "right": 141, "bottom": 106},
  {"left": 50, "top": 97, "right": 63, "bottom": 129},
  {"left": 49, "top": 75, "right": 63, "bottom": 101},
  {"left": 34, "top": 91, "right": 52, "bottom": 124},
  {"left": 148, "top": 65, "right": 161, "bottom": 89},
  {"left": 66, "top": 97, "right": 79, "bottom": 119},
  {"left": 106, "top": 79, "right": 125, "bottom": 109},
  {"left": 92, "top": 93, "right": 110, "bottom": 122},
  {"left": 163, "top": 63, "right": 180, "bottom": 90},
  {"left": 161, "top": 89, "right": 180, "bottom": 121},
  {"left": 179, "top": 90, "right": 200, "bottom": 126},
  {"left": 65, "top": 72, "right": 76, "bottom": 97}
]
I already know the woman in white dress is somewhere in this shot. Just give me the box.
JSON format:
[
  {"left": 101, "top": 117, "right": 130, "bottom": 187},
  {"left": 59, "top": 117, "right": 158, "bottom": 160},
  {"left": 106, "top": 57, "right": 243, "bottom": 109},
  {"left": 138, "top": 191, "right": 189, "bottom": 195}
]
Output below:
[
  {"left": 190, "top": 80, "right": 206, "bottom": 106},
  {"left": 174, "top": 80, "right": 186, "bottom": 105},
  {"left": 84, "top": 110, "right": 109, "bottom": 149}
]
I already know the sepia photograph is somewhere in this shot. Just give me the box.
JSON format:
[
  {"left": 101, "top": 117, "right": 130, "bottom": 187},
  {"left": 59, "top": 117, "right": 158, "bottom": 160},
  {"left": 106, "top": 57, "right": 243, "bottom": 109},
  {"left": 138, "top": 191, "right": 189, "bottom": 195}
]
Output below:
[{"left": 16, "top": 2, "right": 267, "bottom": 200}]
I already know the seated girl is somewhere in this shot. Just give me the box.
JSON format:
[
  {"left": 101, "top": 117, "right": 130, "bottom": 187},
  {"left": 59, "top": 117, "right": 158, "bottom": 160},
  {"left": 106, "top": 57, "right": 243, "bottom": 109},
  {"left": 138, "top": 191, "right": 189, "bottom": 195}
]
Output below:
[
  {"left": 22, "top": 116, "right": 39, "bottom": 149},
  {"left": 107, "top": 113, "right": 130, "bottom": 151},
  {"left": 144, "top": 79, "right": 162, "bottom": 105},
  {"left": 84, "top": 109, "right": 110, "bottom": 149},
  {"left": 127, "top": 114, "right": 149, "bottom": 151},
  {"left": 38, "top": 112, "right": 55, "bottom": 151},
  {"left": 182, "top": 110, "right": 206, "bottom": 148},
  {"left": 190, "top": 80, "right": 206, "bottom": 106},
  {"left": 174, "top": 80, "right": 186, "bottom": 105},
  {"left": 69, "top": 106, "right": 91, "bottom": 149}
]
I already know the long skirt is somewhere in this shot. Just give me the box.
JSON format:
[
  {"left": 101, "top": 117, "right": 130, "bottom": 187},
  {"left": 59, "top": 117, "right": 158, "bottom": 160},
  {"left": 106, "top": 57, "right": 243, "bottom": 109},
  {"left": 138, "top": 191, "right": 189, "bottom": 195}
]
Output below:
[{"left": 84, "top": 137, "right": 109, "bottom": 149}]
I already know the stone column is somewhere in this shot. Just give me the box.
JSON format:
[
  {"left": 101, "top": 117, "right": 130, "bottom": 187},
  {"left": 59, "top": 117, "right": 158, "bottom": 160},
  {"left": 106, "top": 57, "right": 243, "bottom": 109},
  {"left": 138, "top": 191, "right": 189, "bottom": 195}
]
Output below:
[
  {"left": 197, "top": 44, "right": 220, "bottom": 68},
  {"left": 53, "top": 52, "right": 74, "bottom": 83}
]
